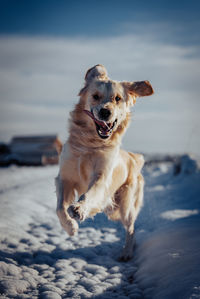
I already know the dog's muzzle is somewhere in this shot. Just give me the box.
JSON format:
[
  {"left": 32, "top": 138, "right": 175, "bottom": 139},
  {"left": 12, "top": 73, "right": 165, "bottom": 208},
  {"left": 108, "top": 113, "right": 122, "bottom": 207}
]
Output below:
[{"left": 84, "top": 110, "right": 117, "bottom": 139}]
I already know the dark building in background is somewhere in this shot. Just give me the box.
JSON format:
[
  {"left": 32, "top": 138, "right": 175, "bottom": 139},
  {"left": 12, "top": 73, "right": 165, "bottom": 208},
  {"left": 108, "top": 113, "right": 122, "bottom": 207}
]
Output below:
[{"left": 0, "top": 135, "right": 62, "bottom": 166}]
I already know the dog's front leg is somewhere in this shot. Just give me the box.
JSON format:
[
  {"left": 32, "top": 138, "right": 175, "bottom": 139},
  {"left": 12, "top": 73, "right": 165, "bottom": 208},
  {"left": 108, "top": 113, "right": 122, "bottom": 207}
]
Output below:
[
  {"left": 55, "top": 176, "right": 78, "bottom": 236},
  {"left": 68, "top": 172, "right": 108, "bottom": 221}
]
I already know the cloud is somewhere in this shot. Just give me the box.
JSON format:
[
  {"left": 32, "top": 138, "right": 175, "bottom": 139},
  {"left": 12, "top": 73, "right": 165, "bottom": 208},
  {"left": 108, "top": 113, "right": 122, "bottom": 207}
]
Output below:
[
  {"left": 120, "top": 20, "right": 200, "bottom": 48},
  {"left": 0, "top": 34, "right": 199, "bottom": 153}
]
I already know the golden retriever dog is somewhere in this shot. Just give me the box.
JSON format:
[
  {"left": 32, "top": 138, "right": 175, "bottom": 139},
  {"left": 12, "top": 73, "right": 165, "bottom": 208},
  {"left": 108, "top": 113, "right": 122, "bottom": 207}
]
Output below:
[{"left": 55, "top": 65, "right": 154, "bottom": 260}]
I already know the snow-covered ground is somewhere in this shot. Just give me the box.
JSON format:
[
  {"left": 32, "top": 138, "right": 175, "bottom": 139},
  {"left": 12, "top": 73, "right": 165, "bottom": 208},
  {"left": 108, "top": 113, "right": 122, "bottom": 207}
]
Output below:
[{"left": 0, "top": 154, "right": 200, "bottom": 299}]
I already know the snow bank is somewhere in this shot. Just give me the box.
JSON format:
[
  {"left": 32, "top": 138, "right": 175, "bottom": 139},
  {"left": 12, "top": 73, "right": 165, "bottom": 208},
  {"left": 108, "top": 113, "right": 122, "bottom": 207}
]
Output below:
[
  {"left": 0, "top": 154, "right": 199, "bottom": 298},
  {"left": 134, "top": 154, "right": 200, "bottom": 299}
]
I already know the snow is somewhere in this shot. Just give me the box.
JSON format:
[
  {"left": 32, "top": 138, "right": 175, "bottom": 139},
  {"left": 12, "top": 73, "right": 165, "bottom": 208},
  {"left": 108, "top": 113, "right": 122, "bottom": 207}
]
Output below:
[
  {"left": 160, "top": 209, "right": 199, "bottom": 221},
  {"left": 0, "top": 154, "right": 200, "bottom": 298}
]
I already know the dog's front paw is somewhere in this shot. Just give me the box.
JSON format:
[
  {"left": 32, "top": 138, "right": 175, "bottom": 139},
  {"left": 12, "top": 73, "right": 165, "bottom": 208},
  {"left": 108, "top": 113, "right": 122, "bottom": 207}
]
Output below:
[
  {"left": 56, "top": 209, "right": 79, "bottom": 236},
  {"left": 68, "top": 204, "right": 86, "bottom": 221}
]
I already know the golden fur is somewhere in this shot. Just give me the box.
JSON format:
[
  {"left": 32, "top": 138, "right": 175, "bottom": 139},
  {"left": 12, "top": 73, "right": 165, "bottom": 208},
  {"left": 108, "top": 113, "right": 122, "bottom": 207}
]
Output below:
[{"left": 55, "top": 65, "right": 153, "bottom": 260}]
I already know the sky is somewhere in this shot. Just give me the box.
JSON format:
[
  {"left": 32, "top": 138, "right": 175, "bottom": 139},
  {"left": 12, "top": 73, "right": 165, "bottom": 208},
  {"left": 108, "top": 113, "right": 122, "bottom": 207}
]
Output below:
[{"left": 0, "top": 0, "right": 200, "bottom": 154}]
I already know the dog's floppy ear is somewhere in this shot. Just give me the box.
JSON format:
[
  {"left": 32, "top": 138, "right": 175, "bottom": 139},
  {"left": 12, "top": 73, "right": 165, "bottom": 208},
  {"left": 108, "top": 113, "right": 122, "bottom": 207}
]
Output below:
[
  {"left": 85, "top": 64, "right": 108, "bottom": 83},
  {"left": 123, "top": 81, "right": 154, "bottom": 98}
]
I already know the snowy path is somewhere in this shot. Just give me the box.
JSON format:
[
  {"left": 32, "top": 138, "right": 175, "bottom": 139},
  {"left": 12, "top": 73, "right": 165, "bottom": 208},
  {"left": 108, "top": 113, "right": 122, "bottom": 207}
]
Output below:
[{"left": 0, "top": 155, "right": 200, "bottom": 298}]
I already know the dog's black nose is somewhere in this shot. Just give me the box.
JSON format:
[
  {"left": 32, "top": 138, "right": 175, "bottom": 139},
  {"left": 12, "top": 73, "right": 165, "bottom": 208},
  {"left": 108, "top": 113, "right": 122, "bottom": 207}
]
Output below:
[{"left": 99, "top": 108, "right": 111, "bottom": 121}]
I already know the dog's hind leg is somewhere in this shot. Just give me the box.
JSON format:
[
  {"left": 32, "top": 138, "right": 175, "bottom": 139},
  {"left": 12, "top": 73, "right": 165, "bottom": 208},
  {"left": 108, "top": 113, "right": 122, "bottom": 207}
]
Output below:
[
  {"left": 118, "top": 174, "right": 144, "bottom": 261},
  {"left": 55, "top": 176, "right": 78, "bottom": 236}
]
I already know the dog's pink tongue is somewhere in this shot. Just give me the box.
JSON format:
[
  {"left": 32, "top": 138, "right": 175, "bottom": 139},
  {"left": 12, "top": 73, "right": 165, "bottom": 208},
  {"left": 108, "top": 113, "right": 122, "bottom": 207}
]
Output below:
[{"left": 84, "top": 110, "right": 109, "bottom": 130}]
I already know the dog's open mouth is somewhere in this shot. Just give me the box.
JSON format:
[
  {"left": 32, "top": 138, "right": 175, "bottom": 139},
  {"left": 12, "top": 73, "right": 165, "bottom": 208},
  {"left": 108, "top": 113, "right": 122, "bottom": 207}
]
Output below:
[{"left": 84, "top": 110, "right": 117, "bottom": 139}]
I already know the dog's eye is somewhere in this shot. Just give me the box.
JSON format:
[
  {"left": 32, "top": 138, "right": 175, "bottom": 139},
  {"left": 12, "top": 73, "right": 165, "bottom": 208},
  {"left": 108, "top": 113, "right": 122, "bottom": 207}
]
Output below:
[
  {"left": 93, "top": 94, "right": 100, "bottom": 101},
  {"left": 115, "top": 96, "right": 121, "bottom": 102}
]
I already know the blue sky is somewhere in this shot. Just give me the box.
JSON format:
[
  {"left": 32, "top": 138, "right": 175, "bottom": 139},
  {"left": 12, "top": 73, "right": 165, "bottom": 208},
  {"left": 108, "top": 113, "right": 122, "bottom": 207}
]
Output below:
[
  {"left": 0, "top": 0, "right": 200, "bottom": 154},
  {"left": 0, "top": 0, "right": 200, "bottom": 45}
]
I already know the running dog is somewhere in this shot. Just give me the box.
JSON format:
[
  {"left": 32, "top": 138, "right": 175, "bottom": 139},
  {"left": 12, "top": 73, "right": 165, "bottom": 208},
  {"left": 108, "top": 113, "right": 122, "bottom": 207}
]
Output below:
[{"left": 55, "top": 65, "right": 154, "bottom": 260}]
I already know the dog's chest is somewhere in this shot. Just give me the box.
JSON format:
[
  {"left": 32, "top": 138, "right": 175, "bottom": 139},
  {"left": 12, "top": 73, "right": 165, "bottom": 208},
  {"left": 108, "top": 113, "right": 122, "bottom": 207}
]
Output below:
[{"left": 76, "top": 149, "right": 120, "bottom": 195}]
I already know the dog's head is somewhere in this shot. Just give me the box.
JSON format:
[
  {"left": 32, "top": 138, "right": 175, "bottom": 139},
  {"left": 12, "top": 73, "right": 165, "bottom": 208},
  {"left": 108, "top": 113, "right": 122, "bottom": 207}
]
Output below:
[{"left": 78, "top": 64, "right": 154, "bottom": 141}]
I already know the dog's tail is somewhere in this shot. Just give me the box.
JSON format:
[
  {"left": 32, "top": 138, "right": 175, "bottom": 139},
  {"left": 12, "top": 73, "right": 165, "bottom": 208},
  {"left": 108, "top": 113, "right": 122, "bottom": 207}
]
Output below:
[{"left": 55, "top": 138, "right": 63, "bottom": 155}]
